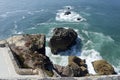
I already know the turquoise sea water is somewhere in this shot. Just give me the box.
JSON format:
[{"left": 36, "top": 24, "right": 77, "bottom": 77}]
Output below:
[{"left": 0, "top": 0, "right": 120, "bottom": 73}]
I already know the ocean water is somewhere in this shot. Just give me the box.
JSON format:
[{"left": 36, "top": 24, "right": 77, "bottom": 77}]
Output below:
[{"left": 0, "top": 0, "right": 120, "bottom": 74}]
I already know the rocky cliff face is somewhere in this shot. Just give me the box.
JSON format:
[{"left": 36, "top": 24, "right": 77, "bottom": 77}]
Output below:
[
  {"left": 8, "top": 34, "right": 54, "bottom": 77},
  {"left": 1, "top": 28, "right": 117, "bottom": 77}
]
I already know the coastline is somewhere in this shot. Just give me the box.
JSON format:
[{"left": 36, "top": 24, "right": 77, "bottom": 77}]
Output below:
[{"left": 0, "top": 32, "right": 118, "bottom": 79}]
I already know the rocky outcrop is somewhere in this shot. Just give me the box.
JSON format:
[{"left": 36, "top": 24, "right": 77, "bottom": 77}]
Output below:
[
  {"left": 92, "top": 60, "right": 117, "bottom": 75},
  {"left": 49, "top": 27, "right": 78, "bottom": 54},
  {"left": 53, "top": 56, "right": 89, "bottom": 77},
  {"left": 8, "top": 34, "right": 54, "bottom": 77},
  {"left": 68, "top": 56, "right": 89, "bottom": 77}
]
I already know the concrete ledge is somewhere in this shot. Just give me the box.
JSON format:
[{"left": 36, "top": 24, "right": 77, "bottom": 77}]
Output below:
[{"left": 0, "top": 75, "right": 120, "bottom": 80}]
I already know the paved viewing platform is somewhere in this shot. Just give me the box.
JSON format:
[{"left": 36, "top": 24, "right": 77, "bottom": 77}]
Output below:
[{"left": 0, "top": 47, "right": 40, "bottom": 78}]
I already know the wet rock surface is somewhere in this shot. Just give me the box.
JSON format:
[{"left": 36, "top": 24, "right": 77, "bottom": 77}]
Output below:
[
  {"left": 49, "top": 27, "right": 78, "bottom": 54},
  {"left": 92, "top": 60, "right": 117, "bottom": 75}
]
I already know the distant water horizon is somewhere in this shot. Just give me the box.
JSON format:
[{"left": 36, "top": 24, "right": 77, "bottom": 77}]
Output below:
[{"left": 0, "top": 0, "right": 120, "bottom": 74}]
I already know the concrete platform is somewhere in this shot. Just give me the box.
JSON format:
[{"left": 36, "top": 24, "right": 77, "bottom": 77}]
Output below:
[{"left": 0, "top": 47, "right": 40, "bottom": 78}]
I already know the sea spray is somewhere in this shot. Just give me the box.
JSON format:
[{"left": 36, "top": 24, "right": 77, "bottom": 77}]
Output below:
[{"left": 56, "top": 6, "right": 86, "bottom": 22}]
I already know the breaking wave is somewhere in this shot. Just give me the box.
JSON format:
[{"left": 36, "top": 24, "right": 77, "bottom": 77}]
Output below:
[{"left": 56, "top": 6, "right": 86, "bottom": 22}]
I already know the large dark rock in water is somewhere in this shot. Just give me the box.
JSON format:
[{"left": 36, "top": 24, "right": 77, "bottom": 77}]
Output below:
[
  {"left": 49, "top": 28, "right": 78, "bottom": 54},
  {"left": 92, "top": 60, "right": 117, "bottom": 75}
]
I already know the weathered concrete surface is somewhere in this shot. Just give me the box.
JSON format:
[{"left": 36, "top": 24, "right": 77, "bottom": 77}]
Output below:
[
  {"left": 0, "top": 47, "right": 42, "bottom": 78},
  {"left": 0, "top": 47, "right": 18, "bottom": 77},
  {"left": 0, "top": 75, "right": 120, "bottom": 80}
]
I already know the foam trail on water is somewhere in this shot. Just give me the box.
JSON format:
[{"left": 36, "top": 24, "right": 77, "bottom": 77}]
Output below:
[
  {"left": 11, "top": 21, "right": 24, "bottom": 35},
  {"left": 80, "top": 49, "right": 102, "bottom": 74},
  {"left": 46, "top": 47, "right": 68, "bottom": 66}
]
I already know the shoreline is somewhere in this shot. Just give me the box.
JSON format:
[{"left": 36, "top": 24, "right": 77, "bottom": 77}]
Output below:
[{"left": 0, "top": 33, "right": 119, "bottom": 79}]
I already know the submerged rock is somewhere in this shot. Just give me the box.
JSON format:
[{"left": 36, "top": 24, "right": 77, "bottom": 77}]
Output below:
[
  {"left": 77, "top": 18, "right": 81, "bottom": 21},
  {"left": 92, "top": 60, "right": 117, "bottom": 75},
  {"left": 49, "top": 27, "right": 78, "bottom": 54},
  {"left": 64, "top": 11, "right": 71, "bottom": 15}
]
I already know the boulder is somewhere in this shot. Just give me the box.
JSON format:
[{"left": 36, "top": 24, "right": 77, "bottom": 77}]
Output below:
[
  {"left": 68, "top": 56, "right": 89, "bottom": 77},
  {"left": 92, "top": 60, "right": 117, "bottom": 75},
  {"left": 49, "top": 28, "right": 78, "bottom": 54}
]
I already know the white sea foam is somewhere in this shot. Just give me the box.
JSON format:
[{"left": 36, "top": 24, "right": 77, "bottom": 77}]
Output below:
[
  {"left": 81, "top": 11, "right": 91, "bottom": 16},
  {"left": 46, "top": 47, "right": 68, "bottom": 66},
  {"left": 27, "top": 11, "right": 34, "bottom": 15},
  {"left": 22, "top": 16, "right": 26, "bottom": 19},
  {"left": 27, "top": 27, "right": 36, "bottom": 30},
  {"left": 46, "top": 46, "right": 102, "bottom": 74},
  {"left": 56, "top": 6, "right": 86, "bottom": 22},
  {"left": 0, "top": 14, "right": 8, "bottom": 18},
  {"left": 80, "top": 49, "right": 102, "bottom": 74},
  {"left": 11, "top": 22, "right": 24, "bottom": 35},
  {"left": 85, "top": 6, "right": 91, "bottom": 10}
]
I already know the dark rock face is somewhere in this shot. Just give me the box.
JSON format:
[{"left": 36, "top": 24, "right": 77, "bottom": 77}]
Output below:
[
  {"left": 92, "top": 60, "right": 117, "bottom": 75},
  {"left": 49, "top": 28, "right": 78, "bottom": 54},
  {"left": 77, "top": 18, "right": 81, "bottom": 21},
  {"left": 24, "top": 34, "right": 45, "bottom": 55},
  {"left": 64, "top": 11, "right": 71, "bottom": 15}
]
